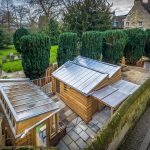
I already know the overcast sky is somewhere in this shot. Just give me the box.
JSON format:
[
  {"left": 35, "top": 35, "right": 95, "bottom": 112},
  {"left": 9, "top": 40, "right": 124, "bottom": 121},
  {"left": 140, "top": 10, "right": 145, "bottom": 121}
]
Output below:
[
  {"left": 108, "top": 0, "right": 134, "bottom": 15},
  {"left": 0, "top": 0, "right": 135, "bottom": 16}
]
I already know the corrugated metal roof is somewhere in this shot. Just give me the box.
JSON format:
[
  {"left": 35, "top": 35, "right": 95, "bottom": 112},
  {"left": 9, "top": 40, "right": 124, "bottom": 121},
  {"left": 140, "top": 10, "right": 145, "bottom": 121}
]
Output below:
[
  {"left": 92, "top": 80, "right": 140, "bottom": 108},
  {"left": 111, "top": 80, "right": 140, "bottom": 95},
  {"left": 0, "top": 79, "right": 59, "bottom": 122},
  {"left": 73, "top": 56, "right": 121, "bottom": 78},
  {"left": 52, "top": 61, "right": 108, "bottom": 95}
]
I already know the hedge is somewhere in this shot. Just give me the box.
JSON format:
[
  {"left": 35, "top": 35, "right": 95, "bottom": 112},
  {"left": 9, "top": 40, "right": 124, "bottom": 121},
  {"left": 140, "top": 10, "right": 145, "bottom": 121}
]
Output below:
[
  {"left": 124, "top": 28, "right": 147, "bottom": 65},
  {"left": 57, "top": 32, "right": 78, "bottom": 67},
  {"left": 13, "top": 28, "right": 29, "bottom": 53},
  {"left": 81, "top": 31, "right": 103, "bottom": 60},
  {"left": 21, "top": 34, "right": 51, "bottom": 80},
  {"left": 145, "top": 29, "right": 150, "bottom": 57},
  {"left": 102, "top": 30, "right": 127, "bottom": 64}
]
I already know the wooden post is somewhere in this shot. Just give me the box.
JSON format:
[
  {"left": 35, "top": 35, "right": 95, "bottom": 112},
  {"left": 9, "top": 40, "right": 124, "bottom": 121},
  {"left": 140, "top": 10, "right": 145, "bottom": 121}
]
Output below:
[
  {"left": 111, "top": 107, "right": 115, "bottom": 116},
  {"left": 55, "top": 113, "right": 59, "bottom": 134},
  {"left": 46, "top": 119, "right": 50, "bottom": 147},
  {"left": 32, "top": 128, "right": 36, "bottom": 146}
]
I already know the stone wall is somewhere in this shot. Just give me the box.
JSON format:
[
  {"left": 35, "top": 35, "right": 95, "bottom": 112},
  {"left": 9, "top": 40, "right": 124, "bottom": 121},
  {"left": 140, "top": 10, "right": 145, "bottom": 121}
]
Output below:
[
  {"left": 86, "top": 77, "right": 150, "bottom": 150},
  {"left": 124, "top": 1, "right": 150, "bottom": 29}
]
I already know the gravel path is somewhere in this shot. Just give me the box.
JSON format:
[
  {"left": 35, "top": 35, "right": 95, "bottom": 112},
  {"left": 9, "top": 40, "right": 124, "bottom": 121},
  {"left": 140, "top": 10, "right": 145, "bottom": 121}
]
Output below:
[{"left": 119, "top": 106, "right": 150, "bottom": 150}]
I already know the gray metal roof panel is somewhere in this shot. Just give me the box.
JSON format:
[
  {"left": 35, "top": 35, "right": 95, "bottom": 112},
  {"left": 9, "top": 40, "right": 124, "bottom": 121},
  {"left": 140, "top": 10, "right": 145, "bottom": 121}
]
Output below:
[
  {"left": 111, "top": 80, "right": 140, "bottom": 94},
  {"left": 92, "top": 80, "right": 140, "bottom": 109},
  {"left": 52, "top": 61, "right": 108, "bottom": 95},
  {"left": 102, "top": 90, "right": 128, "bottom": 108},
  {"left": 73, "top": 56, "right": 121, "bottom": 78},
  {"left": 0, "top": 79, "right": 59, "bottom": 122}
]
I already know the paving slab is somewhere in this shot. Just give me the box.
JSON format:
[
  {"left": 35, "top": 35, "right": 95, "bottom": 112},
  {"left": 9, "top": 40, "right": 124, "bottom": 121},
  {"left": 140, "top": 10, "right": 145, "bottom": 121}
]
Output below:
[
  {"left": 86, "top": 128, "right": 96, "bottom": 138},
  {"left": 79, "top": 131, "right": 89, "bottom": 141},
  {"left": 74, "top": 126, "right": 83, "bottom": 134},
  {"left": 76, "top": 138, "right": 87, "bottom": 149},
  {"left": 78, "top": 121, "right": 88, "bottom": 131},
  {"left": 57, "top": 140, "right": 69, "bottom": 150},
  {"left": 63, "top": 135, "right": 73, "bottom": 145},
  {"left": 69, "top": 141, "right": 80, "bottom": 150},
  {"left": 68, "top": 130, "right": 80, "bottom": 141}
]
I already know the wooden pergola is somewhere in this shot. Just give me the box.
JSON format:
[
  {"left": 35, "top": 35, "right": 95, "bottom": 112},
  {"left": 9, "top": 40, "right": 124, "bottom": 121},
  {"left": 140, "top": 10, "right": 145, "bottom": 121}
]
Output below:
[{"left": 0, "top": 78, "right": 62, "bottom": 147}]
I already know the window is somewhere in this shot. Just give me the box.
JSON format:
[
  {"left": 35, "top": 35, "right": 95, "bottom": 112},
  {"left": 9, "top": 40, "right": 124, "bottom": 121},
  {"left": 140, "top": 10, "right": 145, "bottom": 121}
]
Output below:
[
  {"left": 126, "top": 22, "right": 129, "bottom": 27},
  {"left": 138, "top": 21, "right": 143, "bottom": 27},
  {"left": 113, "top": 21, "right": 119, "bottom": 27}
]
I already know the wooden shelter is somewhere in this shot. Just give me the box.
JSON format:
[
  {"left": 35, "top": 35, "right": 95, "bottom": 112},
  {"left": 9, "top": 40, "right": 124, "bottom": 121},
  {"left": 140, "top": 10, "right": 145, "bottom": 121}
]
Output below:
[
  {"left": 52, "top": 56, "right": 123, "bottom": 122},
  {"left": 0, "top": 78, "right": 62, "bottom": 146}
]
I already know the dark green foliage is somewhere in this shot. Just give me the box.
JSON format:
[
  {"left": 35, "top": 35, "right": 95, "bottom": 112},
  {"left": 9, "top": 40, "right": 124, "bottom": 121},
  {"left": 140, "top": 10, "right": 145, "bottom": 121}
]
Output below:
[
  {"left": 81, "top": 31, "right": 103, "bottom": 60},
  {"left": 57, "top": 32, "right": 78, "bottom": 67},
  {"left": 124, "top": 28, "right": 148, "bottom": 65},
  {"left": 13, "top": 28, "right": 29, "bottom": 53},
  {"left": 63, "top": 0, "right": 112, "bottom": 37},
  {"left": 145, "top": 29, "right": 150, "bottom": 57},
  {"left": 48, "top": 18, "right": 60, "bottom": 45},
  {"left": 0, "top": 29, "right": 12, "bottom": 48},
  {"left": 102, "top": 30, "right": 127, "bottom": 64},
  {"left": 21, "top": 34, "right": 51, "bottom": 80}
]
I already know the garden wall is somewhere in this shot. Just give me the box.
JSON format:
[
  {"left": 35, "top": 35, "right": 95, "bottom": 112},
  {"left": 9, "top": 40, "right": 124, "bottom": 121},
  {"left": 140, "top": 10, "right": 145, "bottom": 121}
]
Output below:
[{"left": 86, "top": 77, "right": 150, "bottom": 150}]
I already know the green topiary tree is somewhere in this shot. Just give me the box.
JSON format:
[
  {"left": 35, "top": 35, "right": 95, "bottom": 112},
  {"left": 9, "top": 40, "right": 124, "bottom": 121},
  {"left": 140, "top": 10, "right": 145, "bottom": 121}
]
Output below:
[
  {"left": 102, "top": 30, "right": 127, "bottom": 64},
  {"left": 21, "top": 34, "right": 51, "bottom": 80},
  {"left": 13, "top": 28, "right": 29, "bottom": 53},
  {"left": 145, "top": 29, "right": 150, "bottom": 57},
  {"left": 81, "top": 31, "right": 103, "bottom": 60},
  {"left": 124, "top": 28, "right": 148, "bottom": 65},
  {"left": 57, "top": 32, "right": 78, "bottom": 67}
]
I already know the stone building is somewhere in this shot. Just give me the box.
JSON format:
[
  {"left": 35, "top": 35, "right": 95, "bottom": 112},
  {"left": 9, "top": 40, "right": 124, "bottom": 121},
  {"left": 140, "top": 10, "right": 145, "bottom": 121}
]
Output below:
[
  {"left": 124, "top": 0, "right": 150, "bottom": 29},
  {"left": 112, "top": 15, "right": 127, "bottom": 29}
]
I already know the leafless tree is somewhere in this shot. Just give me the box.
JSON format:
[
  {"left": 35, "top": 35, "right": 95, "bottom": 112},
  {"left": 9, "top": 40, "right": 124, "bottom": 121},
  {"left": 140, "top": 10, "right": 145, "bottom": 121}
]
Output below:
[{"left": 1, "top": 0, "right": 14, "bottom": 31}]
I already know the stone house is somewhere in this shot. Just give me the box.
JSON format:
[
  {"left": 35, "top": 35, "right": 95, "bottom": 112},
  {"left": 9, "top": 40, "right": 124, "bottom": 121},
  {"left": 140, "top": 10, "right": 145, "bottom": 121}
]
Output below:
[
  {"left": 112, "top": 15, "right": 127, "bottom": 29},
  {"left": 124, "top": 0, "right": 150, "bottom": 29}
]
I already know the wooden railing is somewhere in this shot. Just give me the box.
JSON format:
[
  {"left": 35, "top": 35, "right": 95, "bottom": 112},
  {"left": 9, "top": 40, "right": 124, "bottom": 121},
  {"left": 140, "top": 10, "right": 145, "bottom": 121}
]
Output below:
[
  {"left": 31, "top": 76, "right": 52, "bottom": 95},
  {"left": 45, "top": 64, "right": 58, "bottom": 77}
]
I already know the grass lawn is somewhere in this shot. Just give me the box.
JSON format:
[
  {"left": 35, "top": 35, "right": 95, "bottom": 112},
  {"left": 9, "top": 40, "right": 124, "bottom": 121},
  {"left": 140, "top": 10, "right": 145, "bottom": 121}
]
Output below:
[{"left": 0, "top": 45, "right": 58, "bottom": 73}]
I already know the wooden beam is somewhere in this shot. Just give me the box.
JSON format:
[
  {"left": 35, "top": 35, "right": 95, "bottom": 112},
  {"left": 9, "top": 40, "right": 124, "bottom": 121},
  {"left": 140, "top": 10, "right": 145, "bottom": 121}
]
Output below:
[{"left": 45, "top": 119, "right": 50, "bottom": 147}]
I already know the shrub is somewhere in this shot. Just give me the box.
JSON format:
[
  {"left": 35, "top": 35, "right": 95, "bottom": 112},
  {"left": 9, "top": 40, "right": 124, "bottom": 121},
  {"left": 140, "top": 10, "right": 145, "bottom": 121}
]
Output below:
[
  {"left": 13, "top": 28, "right": 29, "bottom": 53},
  {"left": 102, "top": 30, "right": 127, "bottom": 64},
  {"left": 2, "top": 60, "right": 22, "bottom": 73},
  {"left": 0, "top": 29, "right": 12, "bottom": 48},
  {"left": 124, "top": 28, "right": 148, "bottom": 65},
  {"left": 145, "top": 29, "right": 150, "bottom": 57},
  {"left": 21, "top": 34, "right": 51, "bottom": 80},
  {"left": 57, "top": 32, "right": 78, "bottom": 67},
  {"left": 81, "top": 31, "right": 103, "bottom": 60},
  {"left": 48, "top": 18, "right": 60, "bottom": 45}
]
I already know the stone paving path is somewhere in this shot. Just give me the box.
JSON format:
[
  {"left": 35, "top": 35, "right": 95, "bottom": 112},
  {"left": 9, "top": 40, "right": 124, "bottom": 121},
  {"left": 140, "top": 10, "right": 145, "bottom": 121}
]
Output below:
[{"left": 54, "top": 96, "right": 111, "bottom": 150}]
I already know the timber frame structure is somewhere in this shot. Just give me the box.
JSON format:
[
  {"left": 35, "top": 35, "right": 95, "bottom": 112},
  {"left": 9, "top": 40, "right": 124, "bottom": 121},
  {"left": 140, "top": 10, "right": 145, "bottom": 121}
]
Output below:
[
  {"left": 0, "top": 78, "right": 63, "bottom": 147},
  {"left": 52, "top": 56, "right": 139, "bottom": 123}
]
